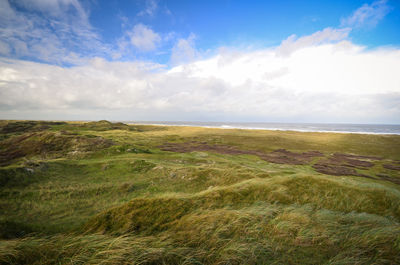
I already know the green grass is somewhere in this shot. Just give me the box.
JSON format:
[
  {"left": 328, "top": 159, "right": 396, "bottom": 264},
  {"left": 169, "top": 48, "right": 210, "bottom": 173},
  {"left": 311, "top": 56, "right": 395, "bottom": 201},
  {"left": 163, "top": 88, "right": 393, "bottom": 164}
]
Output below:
[{"left": 0, "top": 120, "right": 400, "bottom": 264}]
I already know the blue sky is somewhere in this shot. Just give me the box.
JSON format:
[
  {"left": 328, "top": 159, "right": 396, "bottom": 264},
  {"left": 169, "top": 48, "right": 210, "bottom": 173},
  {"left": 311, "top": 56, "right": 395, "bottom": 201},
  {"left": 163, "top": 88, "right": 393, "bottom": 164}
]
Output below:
[
  {"left": 91, "top": 0, "right": 400, "bottom": 55},
  {"left": 2, "top": 0, "right": 400, "bottom": 65},
  {"left": 0, "top": 0, "right": 400, "bottom": 123}
]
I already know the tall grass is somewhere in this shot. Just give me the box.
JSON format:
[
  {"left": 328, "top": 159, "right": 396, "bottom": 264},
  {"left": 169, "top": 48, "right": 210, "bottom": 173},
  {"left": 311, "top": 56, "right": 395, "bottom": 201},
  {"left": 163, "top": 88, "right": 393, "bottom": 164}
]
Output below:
[{"left": 1, "top": 121, "right": 400, "bottom": 264}]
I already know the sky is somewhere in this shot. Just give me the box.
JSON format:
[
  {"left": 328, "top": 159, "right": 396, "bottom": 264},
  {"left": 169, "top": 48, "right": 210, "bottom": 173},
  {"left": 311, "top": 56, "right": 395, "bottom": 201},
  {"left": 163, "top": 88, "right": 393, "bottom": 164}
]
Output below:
[{"left": 0, "top": 0, "right": 400, "bottom": 123}]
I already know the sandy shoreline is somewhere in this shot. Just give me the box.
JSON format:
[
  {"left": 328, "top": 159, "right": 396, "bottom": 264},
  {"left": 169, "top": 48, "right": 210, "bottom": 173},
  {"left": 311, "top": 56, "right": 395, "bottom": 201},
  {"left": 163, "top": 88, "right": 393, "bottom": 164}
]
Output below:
[{"left": 127, "top": 122, "right": 400, "bottom": 135}]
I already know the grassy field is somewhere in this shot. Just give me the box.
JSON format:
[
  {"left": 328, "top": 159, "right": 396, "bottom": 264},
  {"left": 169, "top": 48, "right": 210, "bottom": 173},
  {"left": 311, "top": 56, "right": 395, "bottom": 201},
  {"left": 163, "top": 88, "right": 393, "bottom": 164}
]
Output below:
[{"left": 0, "top": 120, "right": 400, "bottom": 264}]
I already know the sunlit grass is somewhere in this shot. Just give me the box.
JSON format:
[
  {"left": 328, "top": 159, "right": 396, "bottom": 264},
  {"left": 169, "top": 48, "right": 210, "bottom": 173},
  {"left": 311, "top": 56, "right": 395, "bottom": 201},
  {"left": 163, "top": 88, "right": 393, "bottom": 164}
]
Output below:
[{"left": 0, "top": 121, "right": 399, "bottom": 264}]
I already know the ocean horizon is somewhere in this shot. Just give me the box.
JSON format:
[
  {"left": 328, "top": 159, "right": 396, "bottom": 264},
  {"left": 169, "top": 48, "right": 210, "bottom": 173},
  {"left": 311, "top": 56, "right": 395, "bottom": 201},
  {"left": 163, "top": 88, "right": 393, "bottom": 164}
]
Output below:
[{"left": 127, "top": 121, "right": 400, "bottom": 135}]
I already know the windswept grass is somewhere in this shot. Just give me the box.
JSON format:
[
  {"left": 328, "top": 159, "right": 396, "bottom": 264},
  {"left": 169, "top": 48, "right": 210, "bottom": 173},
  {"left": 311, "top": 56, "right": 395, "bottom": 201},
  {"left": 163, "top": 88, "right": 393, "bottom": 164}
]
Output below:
[
  {"left": 1, "top": 205, "right": 399, "bottom": 264},
  {"left": 85, "top": 176, "right": 400, "bottom": 235},
  {"left": 0, "top": 121, "right": 400, "bottom": 264}
]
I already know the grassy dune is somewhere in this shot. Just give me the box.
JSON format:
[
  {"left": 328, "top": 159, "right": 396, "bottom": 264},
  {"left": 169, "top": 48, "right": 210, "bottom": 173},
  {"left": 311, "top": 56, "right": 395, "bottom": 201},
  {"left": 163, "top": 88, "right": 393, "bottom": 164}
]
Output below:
[{"left": 0, "top": 120, "right": 400, "bottom": 264}]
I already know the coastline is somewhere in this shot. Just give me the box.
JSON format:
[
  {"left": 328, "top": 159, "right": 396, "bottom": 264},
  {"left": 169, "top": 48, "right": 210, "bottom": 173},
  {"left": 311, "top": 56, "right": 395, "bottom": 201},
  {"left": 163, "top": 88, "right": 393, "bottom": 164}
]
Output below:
[
  {"left": 127, "top": 121, "right": 400, "bottom": 136},
  {"left": 2, "top": 119, "right": 399, "bottom": 135}
]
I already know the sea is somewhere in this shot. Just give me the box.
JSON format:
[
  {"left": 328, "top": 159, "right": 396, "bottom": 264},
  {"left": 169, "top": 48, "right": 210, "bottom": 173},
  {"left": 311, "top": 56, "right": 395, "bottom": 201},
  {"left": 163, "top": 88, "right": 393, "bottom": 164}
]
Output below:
[{"left": 127, "top": 121, "right": 400, "bottom": 135}]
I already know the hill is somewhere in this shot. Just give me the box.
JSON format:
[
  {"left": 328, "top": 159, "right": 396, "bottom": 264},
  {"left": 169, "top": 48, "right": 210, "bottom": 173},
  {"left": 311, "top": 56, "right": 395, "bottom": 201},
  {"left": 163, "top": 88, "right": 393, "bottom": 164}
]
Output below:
[{"left": 0, "top": 121, "right": 399, "bottom": 264}]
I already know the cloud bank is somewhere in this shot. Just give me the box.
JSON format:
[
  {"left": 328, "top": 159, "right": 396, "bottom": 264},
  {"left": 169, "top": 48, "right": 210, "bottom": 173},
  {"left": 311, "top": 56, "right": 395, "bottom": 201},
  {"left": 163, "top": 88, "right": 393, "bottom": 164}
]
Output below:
[{"left": 1, "top": 35, "right": 399, "bottom": 123}]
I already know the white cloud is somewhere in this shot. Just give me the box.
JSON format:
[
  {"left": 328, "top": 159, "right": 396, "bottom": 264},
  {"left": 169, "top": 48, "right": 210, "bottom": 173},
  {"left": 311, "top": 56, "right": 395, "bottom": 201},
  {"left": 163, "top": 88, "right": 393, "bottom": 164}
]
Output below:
[
  {"left": 0, "top": 57, "right": 162, "bottom": 110},
  {"left": 277, "top": 27, "right": 351, "bottom": 56},
  {"left": 138, "top": 0, "right": 158, "bottom": 17},
  {"left": 341, "top": 0, "right": 390, "bottom": 28},
  {"left": 14, "top": 0, "right": 89, "bottom": 21},
  {"left": 128, "top": 24, "right": 161, "bottom": 52},
  {"left": 170, "top": 33, "right": 199, "bottom": 65},
  {"left": 0, "top": 0, "right": 108, "bottom": 64},
  {"left": 0, "top": 40, "right": 11, "bottom": 55},
  {"left": 170, "top": 40, "right": 400, "bottom": 96},
  {"left": 1, "top": 34, "right": 400, "bottom": 123}
]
